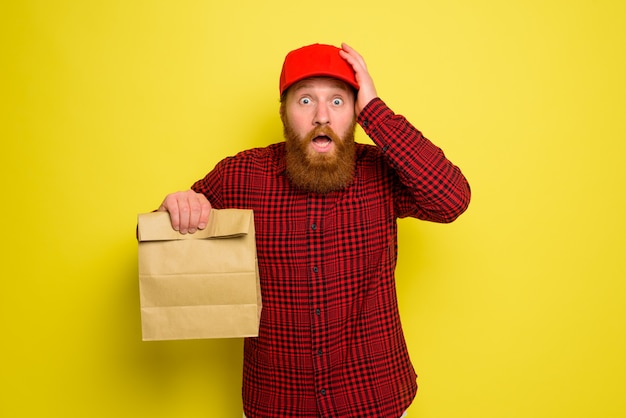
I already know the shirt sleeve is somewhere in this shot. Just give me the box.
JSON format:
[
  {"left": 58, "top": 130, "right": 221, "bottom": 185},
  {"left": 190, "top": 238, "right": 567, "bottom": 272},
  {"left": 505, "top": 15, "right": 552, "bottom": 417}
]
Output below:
[
  {"left": 190, "top": 157, "right": 227, "bottom": 209},
  {"left": 358, "top": 98, "right": 471, "bottom": 223}
]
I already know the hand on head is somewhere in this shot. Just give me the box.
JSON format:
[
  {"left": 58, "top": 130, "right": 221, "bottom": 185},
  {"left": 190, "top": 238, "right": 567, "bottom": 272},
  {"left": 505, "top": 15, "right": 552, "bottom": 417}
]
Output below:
[{"left": 339, "top": 43, "right": 378, "bottom": 115}]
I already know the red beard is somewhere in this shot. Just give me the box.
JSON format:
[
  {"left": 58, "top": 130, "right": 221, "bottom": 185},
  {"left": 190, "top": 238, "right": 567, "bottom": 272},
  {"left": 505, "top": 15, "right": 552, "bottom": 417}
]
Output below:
[{"left": 283, "top": 120, "right": 356, "bottom": 194}]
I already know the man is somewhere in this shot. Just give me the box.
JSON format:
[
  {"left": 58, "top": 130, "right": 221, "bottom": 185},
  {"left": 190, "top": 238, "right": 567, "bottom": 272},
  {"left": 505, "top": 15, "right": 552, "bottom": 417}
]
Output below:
[{"left": 158, "top": 43, "right": 471, "bottom": 417}]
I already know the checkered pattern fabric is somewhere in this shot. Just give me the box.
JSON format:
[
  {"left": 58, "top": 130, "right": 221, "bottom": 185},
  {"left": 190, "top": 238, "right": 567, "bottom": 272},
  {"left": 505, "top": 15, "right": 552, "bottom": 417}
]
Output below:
[{"left": 192, "top": 98, "right": 470, "bottom": 417}]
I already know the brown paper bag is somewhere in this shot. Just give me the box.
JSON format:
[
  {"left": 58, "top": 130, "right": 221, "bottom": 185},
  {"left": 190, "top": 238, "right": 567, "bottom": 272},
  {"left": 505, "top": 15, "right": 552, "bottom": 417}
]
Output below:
[{"left": 137, "top": 209, "right": 261, "bottom": 341}]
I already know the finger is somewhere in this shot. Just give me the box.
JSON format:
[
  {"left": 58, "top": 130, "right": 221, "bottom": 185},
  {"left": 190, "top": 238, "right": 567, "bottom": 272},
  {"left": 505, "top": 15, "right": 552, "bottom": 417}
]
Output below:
[
  {"left": 197, "top": 196, "right": 212, "bottom": 230},
  {"left": 340, "top": 43, "right": 367, "bottom": 71},
  {"left": 186, "top": 192, "right": 207, "bottom": 234},
  {"left": 339, "top": 45, "right": 372, "bottom": 91},
  {"left": 176, "top": 193, "right": 193, "bottom": 234},
  {"left": 338, "top": 48, "right": 358, "bottom": 71},
  {"left": 160, "top": 194, "right": 182, "bottom": 232}
]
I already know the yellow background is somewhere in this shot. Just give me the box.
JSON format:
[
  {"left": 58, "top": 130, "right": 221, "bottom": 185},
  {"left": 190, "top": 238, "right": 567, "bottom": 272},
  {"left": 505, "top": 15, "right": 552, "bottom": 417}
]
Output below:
[{"left": 2, "top": 0, "right": 625, "bottom": 417}]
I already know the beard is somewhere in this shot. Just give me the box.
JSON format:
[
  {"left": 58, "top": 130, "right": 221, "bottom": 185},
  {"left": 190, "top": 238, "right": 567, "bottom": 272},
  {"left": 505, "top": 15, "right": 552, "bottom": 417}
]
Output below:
[{"left": 283, "top": 118, "right": 357, "bottom": 194}]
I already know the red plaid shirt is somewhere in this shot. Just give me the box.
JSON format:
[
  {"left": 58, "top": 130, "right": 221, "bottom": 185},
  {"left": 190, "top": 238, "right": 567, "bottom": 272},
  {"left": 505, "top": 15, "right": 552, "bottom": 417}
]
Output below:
[{"left": 192, "top": 98, "right": 470, "bottom": 417}]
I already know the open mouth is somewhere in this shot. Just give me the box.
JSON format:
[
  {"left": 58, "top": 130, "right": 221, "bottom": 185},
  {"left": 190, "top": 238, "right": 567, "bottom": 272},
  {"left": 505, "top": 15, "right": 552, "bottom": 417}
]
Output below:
[
  {"left": 312, "top": 135, "right": 332, "bottom": 147},
  {"left": 307, "top": 128, "right": 336, "bottom": 154}
]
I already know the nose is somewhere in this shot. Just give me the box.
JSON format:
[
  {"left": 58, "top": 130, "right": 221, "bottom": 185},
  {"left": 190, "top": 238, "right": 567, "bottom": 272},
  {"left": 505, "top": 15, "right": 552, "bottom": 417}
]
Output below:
[{"left": 314, "top": 103, "right": 330, "bottom": 126}]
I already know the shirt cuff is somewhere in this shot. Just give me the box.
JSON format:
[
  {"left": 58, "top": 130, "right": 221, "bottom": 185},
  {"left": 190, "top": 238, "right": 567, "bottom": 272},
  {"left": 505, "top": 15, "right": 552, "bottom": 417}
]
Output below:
[
  {"left": 357, "top": 97, "right": 399, "bottom": 152},
  {"left": 357, "top": 97, "right": 391, "bottom": 129}
]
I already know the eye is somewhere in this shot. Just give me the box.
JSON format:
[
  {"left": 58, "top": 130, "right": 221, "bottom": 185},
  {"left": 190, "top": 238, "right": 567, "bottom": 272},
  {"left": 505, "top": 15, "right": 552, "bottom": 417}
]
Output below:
[
  {"left": 299, "top": 97, "right": 312, "bottom": 105},
  {"left": 332, "top": 98, "right": 344, "bottom": 106}
]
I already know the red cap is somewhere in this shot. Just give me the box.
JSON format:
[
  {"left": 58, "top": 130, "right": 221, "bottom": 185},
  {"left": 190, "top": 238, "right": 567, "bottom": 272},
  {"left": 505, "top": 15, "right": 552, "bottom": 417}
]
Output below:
[{"left": 279, "top": 43, "right": 359, "bottom": 96}]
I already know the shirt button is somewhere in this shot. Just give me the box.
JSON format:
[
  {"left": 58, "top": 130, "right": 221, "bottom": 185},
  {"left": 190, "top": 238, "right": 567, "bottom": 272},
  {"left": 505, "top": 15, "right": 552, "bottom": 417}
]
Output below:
[
  {"left": 311, "top": 223, "right": 317, "bottom": 230},
  {"left": 317, "top": 349, "right": 323, "bottom": 355},
  {"left": 363, "top": 120, "right": 369, "bottom": 127},
  {"left": 312, "top": 266, "right": 318, "bottom": 273},
  {"left": 315, "top": 308, "right": 321, "bottom": 316},
  {"left": 320, "top": 389, "right": 326, "bottom": 395}
]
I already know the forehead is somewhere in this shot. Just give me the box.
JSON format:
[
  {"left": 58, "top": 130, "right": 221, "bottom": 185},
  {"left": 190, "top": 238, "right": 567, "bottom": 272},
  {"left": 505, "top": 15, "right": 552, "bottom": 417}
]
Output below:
[{"left": 289, "top": 77, "right": 353, "bottom": 95}]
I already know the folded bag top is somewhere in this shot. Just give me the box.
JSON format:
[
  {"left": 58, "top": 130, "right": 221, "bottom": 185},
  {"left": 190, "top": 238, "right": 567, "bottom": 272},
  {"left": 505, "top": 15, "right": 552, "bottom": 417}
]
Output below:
[{"left": 137, "top": 209, "right": 252, "bottom": 241}]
